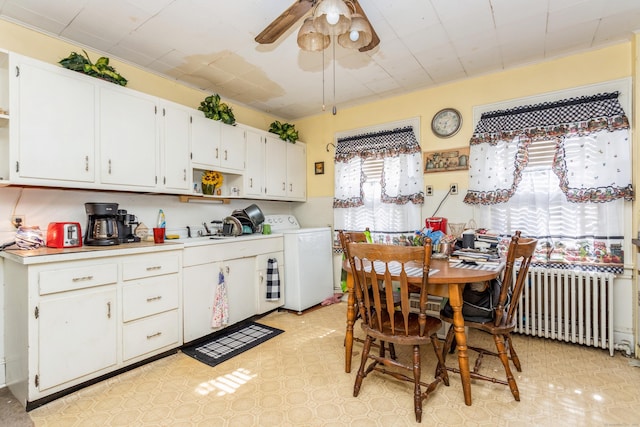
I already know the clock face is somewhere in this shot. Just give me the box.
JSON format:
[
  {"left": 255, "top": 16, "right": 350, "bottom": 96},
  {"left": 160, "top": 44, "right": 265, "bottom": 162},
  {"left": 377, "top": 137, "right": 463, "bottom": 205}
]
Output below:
[{"left": 431, "top": 108, "right": 462, "bottom": 138}]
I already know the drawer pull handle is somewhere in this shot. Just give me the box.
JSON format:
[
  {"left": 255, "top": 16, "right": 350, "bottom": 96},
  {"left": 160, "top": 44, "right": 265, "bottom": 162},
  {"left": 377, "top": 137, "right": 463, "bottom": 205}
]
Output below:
[
  {"left": 147, "top": 332, "right": 162, "bottom": 339},
  {"left": 146, "top": 266, "right": 162, "bottom": 271},
  {"left": 72, "top": 275, "right": 93, "bottom": 282},
  {"left": 146, "top": 296, "right": 162, "bottom": 302}
]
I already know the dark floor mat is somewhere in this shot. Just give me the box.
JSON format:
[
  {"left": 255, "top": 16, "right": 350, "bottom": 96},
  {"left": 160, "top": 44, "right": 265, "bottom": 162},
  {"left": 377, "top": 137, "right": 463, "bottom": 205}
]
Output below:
[{"left": 182, "top": 322, "right": 284, "bottom": 367}]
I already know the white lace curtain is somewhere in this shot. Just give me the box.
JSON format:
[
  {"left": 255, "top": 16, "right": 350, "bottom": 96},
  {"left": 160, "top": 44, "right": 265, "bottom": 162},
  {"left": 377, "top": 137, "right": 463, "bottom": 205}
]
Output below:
[
  {"left": 333, "top": 126, "right": 423, "bottom": 234},
  {"left": 466, "top": 92, "right": 633, "bottom": 273},
  {"left": 465, "top": 92, "right": 633, "bottom": 205}
]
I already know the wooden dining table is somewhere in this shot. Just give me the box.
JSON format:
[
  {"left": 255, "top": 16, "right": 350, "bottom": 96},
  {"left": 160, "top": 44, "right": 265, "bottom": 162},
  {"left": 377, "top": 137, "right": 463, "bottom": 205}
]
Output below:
[{"left": 343, "top": 257, "right": 504, "bottom": 406}]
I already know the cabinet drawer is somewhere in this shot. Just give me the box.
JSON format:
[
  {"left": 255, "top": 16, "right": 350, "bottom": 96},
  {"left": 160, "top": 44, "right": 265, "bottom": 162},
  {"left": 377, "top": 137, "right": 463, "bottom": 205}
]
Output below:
[
  {"left": 122, "top": 253, "right": 180, "bottom": 281},
  {"left": 122, "top": 310, "right": 180, "bottom": 361},
  {"left": 122, "top": 275, "right": 179, "bottom": 322},
  {"left": 39, "top": 264, "right": 118, "bottom": 295}
]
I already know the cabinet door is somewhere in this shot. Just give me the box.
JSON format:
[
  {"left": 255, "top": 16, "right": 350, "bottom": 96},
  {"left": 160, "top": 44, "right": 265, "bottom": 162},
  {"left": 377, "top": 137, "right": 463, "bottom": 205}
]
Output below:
[
  {"left": 287, "top": 142, "right": 306, "bottom": 200},
  {"left": 161, "top": 103, "right": 190, "bottom": 191},
  {"left": 220, "top": 124, "right": 245, "bottom": 171},
  {"left": 190, "top": 113, "right": 221, "bottom": 168},
  {"left": 12, "top": 55, "right": 95, "bottom": 183},
  {"left": 38, "top": 286, "right": 117, "bottom": 390},
  {"left": 244, "top": 130, "right": 265, "bottom": 197},
  {"left": 182, "top": 262, "right": 221, "bottom": 343},
  {"left": 264, "top": 135, "right": 287, "bottom": 198},
  {"left": 225, "top": 257, "right": 256, "bottom": 325},
  {"left": 99, "top": 86, "right": 158, "bottom": 188}
]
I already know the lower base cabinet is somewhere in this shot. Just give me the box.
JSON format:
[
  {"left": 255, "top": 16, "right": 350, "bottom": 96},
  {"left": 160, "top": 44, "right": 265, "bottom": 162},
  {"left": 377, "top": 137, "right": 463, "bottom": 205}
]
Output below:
[
  {"left": 182, "top": 236, "right": 284, "bottom": 343},
  {"left": 2, "top": 246, "right": 182, "bottom": 409}
]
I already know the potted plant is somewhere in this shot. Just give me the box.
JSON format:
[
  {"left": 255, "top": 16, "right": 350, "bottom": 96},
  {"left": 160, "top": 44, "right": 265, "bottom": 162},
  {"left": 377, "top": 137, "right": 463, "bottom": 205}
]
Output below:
[
  {"left": 269, "top": 121, "right": 298, "bottom": 143},
  {"left": 59, "top": 50, "right": 128, "bottom": 86},
  {"left": 201, "top": 170, "right": 223, "bottom": 195},
  {"left": 198, "top": 94, "right": 236, "bottom": 125}
]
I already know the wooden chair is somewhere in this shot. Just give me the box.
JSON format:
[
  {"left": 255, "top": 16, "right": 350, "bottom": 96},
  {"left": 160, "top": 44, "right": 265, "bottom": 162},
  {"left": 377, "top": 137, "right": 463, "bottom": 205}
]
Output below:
[
  {"left": 440, "top": 231, "right": 538, "bottom": 401},
  {"left": 346, "top": 239, "right": 449, "bottom": 423},
  {"left": 339, "top": 230, "right": 398, "bottom": 362}
]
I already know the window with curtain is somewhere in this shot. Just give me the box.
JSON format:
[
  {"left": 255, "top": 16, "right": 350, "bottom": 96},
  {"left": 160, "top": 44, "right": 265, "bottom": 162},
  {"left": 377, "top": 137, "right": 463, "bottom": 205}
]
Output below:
[
  {"left": 465, "top": 92, "right": 633, "bottom": 274},
  {"left": 333, "top": 125, "right": 424, "bottom": 244}
]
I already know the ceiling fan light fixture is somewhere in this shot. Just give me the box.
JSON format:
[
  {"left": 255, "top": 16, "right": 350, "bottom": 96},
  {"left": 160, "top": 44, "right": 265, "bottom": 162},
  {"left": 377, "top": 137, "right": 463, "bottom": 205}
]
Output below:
[
  {"left": 297, "top": 17, "right": 330, "bottom": 51},
  {"left": 337, "top": 13, "right": 372, "bottom": 49},
  {"left": 313, "top": 0, "right": 351, "bottom": 35}
]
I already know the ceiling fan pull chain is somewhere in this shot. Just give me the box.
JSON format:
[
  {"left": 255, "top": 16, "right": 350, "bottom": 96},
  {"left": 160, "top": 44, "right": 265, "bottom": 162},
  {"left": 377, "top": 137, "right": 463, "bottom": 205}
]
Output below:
[{"left": 332, "top": 36, "right": 337, "bottom": 115}]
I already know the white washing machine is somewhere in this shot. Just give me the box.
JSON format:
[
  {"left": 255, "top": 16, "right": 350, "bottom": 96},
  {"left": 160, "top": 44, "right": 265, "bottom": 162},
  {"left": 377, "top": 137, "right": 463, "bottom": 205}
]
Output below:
[{"left": 264, "top": 214, "right": 334, "bottom": 313}]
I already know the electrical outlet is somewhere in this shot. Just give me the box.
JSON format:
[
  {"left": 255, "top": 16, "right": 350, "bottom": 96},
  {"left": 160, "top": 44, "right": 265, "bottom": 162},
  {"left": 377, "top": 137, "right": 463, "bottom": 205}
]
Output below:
[
  {"left": 426, "top": 185, "right": 433, "bottom": 196},
  {"left": 11, "top": 215, "right": 25, "bottom": 228},
  {"left": 450, "top": 184, "right": 458, "bottom": 195}
]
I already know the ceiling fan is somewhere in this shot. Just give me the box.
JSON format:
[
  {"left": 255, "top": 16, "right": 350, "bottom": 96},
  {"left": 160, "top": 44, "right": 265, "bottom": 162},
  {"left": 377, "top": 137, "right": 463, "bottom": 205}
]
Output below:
[{"left": 255, "top": 0, "right": 380, "bottom": 52}]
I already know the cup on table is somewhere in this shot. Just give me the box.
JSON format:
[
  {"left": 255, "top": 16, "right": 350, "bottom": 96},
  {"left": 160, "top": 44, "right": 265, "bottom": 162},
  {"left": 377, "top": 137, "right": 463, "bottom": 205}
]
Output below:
[
  {"left": 153, "top": 227, "right": 165, "bottom": 243},
  {"left": 262, "top": 224, "right": 271, "bottom": 235}
]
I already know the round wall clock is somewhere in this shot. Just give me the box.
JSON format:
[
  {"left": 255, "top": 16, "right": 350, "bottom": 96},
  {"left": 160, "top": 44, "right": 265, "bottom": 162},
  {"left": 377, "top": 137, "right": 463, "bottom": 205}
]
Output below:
[{"left": 431, "top": 108, "right": 462, "bottom": 138}]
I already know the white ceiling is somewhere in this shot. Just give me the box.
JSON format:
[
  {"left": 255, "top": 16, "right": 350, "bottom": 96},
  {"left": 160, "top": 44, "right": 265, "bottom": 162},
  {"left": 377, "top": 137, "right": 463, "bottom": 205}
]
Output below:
[{"left": 1, "top": 0, "right": 639, "bottom": 120}]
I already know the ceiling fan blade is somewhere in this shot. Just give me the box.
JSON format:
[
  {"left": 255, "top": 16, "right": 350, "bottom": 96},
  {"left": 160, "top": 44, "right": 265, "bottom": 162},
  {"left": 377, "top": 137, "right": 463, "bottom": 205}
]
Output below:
[
  {"left": 255, "top": 0, "right": 315, "bottom": 44},
  {"left": 352, "top": 0, "right": 380, "bottom": 52}
]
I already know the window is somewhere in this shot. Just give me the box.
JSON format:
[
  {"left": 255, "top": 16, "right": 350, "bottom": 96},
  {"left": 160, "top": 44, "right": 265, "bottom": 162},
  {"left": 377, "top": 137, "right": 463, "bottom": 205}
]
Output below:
[
  {"left": 333, "top": 122, "right": 424, "bottom": 243},
  {"left": 467, "top": 86, "right": 632, "bottom": 273}
]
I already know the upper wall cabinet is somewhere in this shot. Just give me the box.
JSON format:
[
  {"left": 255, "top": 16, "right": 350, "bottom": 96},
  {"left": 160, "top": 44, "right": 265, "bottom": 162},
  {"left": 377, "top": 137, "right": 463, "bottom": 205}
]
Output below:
[
  {"left": 9, "top": 53, "right": 96, "bottom": 185},
  {"left": 191, "top": 114, "right": 245, "bottom": 173},
  {"left": 99, "top": 85, "right": 158, "bottom": 190},
  {"left": 160, "top": 101, "right": 191, "bottom": 192}
]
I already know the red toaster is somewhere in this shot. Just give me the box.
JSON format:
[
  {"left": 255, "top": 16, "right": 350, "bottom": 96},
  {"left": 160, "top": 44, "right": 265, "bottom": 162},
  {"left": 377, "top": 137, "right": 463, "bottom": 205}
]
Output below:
[{"left": 46, "top": 222, "right": 83, "bottom": 248}]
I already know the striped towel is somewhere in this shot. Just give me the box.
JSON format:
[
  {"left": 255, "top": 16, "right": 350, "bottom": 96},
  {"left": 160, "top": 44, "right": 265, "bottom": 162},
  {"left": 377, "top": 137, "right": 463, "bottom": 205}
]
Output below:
[{"left": 266, "top": 258, "right": 280, "bottom": 300}]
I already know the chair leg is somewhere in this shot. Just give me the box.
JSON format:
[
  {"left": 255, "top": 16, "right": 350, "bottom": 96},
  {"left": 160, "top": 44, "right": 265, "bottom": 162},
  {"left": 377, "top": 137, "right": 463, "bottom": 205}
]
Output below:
[
  {"left": 353, "top": 335, "right": 373, "bottom": 397},
  {"left": 430, "top": 334, "right": 449, "bottom": 387},
  {"left": 412, "top": 345, "right": 422, "bottom": 423},
  {"left": 493, "top": 334, "right": 520, "bottom": 401},
  {"left": 506, "top": 333, "right": 522, "bottom": 372}
]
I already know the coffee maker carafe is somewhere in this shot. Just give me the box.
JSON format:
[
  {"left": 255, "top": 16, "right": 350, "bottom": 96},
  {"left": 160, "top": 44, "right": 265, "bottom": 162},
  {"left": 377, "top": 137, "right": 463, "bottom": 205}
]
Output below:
[
  {"left": 85, "top": 202, "right": 119, "bottom": 246},
  {"left": 116, "top": 209, "right": 140, "bottom": 243}
]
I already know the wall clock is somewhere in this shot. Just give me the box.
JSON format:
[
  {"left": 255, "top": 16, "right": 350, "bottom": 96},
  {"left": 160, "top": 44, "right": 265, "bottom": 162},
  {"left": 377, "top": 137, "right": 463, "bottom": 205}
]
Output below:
[{"left": 431, "top": 108, "right": 462, "bottom": 138}]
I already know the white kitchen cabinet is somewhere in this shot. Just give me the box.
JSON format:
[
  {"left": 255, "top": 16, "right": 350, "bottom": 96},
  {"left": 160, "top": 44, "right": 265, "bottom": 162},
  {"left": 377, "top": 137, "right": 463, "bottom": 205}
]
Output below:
[
  {"left": 286, "top": 142, "right": 306, "bottom": 200},
  {"left": 265, "top": 135, "right": 288, "bottom": 198},
  {"left": 244, "top": 129, "right": 265, "bottom": 197},
  {"left": 9, "top": 53, "right": 96, "bottom": 184},
  {"left": 182, "top": 261, "right": 222, "bottom": 343},
  {"left": 0, "top": 51, "right": 9, "bottom": 184},
  {"left": 264, "top": 135, "right": 307, "bottom": 201},
  {"left": 220, "top": 124, "right": 246, "bottom": 172},
  {"left": 2, "top": 245, "right": 182, "bottom": 410},
  {"left": 159, "top": 101, "right": 191, "bottom": 192},
  {"left": 190, "top": 113, "right": 221, "bottom": 169},
  {"left": 182, "top": 236, "right": 284, "bottom": 343},
  {"left": 225, "top": 257, "right": 256, "bottom": 325},
  {"left": 255, "top": 252, "right": 285, "bottom": 314},
  {"left": 99, "top": 85, "right": 158, "bottom": 189},
  {"left": 38, "top": 286, "right": 117, "bottom": 391}
]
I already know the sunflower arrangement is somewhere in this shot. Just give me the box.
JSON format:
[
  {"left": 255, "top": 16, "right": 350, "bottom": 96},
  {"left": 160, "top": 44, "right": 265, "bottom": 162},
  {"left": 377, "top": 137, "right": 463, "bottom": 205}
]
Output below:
[{"left": 201, "top": 170, "right": 223, "bottom": 195}]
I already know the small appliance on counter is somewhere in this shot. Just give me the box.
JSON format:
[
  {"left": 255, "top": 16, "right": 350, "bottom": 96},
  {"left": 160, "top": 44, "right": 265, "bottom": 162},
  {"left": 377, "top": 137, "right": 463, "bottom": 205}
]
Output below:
[
  {"left": 222, "top": 204, "right": 265, "bottom": 236},
  {"left": 84, "top": 202, "right": 119, "bottom": 246},
  {"left": 46, "top": 222, "right": 82, "bottom": 248},
  {"left": 116, "top": 209, "right": 141, "bottom": 243}
]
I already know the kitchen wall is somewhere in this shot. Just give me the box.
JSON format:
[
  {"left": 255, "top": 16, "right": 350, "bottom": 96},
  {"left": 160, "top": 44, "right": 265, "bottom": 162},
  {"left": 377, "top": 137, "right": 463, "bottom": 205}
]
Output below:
[{"left": 297, "top": 39, "right": 638, "bottom": 352}]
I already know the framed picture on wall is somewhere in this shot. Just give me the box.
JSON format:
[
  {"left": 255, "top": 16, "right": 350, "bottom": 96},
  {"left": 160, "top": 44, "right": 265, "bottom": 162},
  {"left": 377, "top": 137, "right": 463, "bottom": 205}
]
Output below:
[
  {"left": 423, "top": 147, "right": 470, "bottom": 173},
  {"left": 314, "top": 161, "right": 325, "bottom": 175}
]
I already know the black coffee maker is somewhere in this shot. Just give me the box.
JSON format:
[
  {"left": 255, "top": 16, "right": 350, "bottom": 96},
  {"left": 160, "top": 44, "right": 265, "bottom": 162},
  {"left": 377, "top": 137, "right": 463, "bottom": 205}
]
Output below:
[
  {"left": 84, "top": 202, "right": 120, "bottom": 246},
  {"left": 116, "top": 209, "right": 140, "bottom": 243}
]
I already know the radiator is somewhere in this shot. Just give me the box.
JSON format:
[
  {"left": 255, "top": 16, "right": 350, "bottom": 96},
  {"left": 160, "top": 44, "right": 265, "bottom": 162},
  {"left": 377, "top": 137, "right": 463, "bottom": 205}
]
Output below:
[{"left": 514, "top": 267, "right": 615, "bottom": 356}]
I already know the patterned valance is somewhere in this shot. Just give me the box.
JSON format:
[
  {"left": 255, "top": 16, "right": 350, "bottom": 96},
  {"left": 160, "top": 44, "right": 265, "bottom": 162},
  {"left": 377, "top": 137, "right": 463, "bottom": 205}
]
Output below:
[
  {"left": 334, "top": 126, "right": 423, "bottom": 207},
  {"left": 465, "top": 92, "right": 633, "bottom": 205}
]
